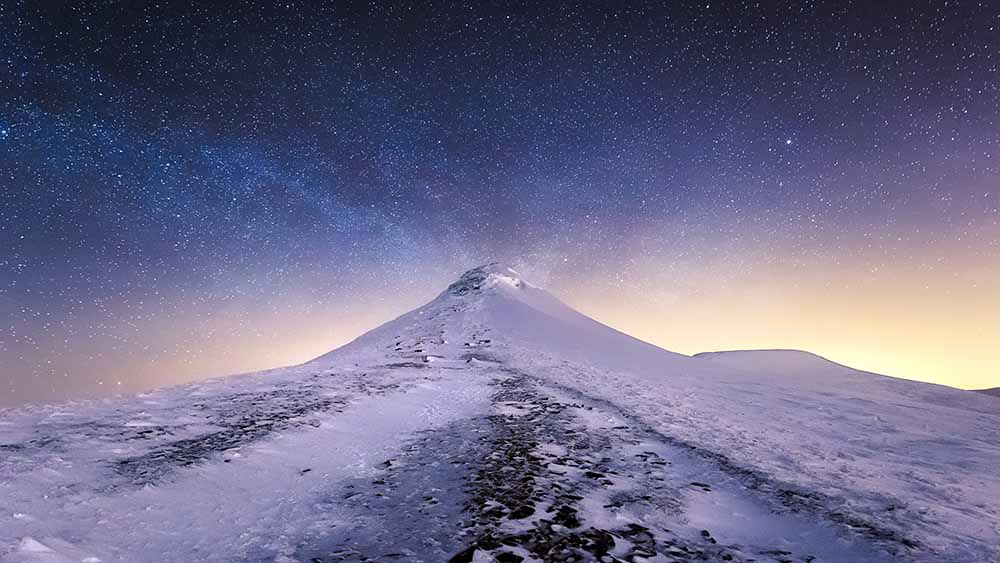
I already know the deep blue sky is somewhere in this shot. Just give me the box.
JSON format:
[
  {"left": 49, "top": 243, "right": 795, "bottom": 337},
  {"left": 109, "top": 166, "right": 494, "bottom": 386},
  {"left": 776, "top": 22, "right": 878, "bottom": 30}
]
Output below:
[{"left": 2, "top": 1, "right": 998, "bottom": 405}]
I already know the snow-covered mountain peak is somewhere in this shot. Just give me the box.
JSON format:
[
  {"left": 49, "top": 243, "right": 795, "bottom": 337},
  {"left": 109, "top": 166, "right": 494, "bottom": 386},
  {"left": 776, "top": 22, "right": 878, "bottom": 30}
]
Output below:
[
  {"left": 445, "top": 262, "right": 526, "bottom": 296},
  {"left": 3, "top": 265, "right": 1000, "bottom": 562},
  {"left": 312, "top": 261, "right": 693, "bottom": 371}
]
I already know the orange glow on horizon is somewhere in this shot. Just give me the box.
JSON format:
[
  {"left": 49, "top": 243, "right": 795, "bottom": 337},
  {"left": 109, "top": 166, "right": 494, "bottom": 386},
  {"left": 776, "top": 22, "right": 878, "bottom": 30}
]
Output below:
[{"left": 559, "top": 228, "right": 999, "bottom": 390}]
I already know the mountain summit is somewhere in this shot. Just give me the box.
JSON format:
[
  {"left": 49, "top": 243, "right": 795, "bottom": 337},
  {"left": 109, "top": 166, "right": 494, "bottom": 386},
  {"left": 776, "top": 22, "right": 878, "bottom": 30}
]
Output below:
[
  {"left": 445, "top": 262, "right": 526, "bottom": 295},
  {"left": 1, "top": 266, "right": 999, "bottom": 562},
  {"left": 310, "top": 262, "right": 695, "bottom": 373}
]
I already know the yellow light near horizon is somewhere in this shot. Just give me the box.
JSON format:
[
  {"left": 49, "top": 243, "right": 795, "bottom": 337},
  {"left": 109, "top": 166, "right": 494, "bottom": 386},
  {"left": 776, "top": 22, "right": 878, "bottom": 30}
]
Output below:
[{"left": 560, "top": 234, "right": 1000, "bottom": 390}]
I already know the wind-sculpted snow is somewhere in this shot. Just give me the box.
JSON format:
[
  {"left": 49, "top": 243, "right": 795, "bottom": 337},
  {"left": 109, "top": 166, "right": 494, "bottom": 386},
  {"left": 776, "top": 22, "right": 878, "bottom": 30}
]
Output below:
[
  {"left": 0, "top": 365, "right": 492, "bottom": 563},
  {"left": 2, "top": 264, "right": 998, "bottom": 562}
]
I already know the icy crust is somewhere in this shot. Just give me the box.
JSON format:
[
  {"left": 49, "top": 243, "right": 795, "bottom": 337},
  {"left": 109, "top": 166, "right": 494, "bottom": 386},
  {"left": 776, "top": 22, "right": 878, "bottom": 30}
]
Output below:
[{"left": 0, "top": 363, "right": 495, "bottom": 563}]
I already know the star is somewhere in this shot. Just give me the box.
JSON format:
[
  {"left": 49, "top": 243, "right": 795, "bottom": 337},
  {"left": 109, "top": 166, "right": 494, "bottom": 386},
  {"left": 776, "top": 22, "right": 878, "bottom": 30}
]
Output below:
[{"left": 2, "top": 0, "right": 997, "bottom": 403}]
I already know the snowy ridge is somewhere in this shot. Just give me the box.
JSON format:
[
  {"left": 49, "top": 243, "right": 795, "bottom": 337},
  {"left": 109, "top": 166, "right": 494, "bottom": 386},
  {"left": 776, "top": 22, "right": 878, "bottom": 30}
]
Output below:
[
  {"left": 2, "top": 264, "right": 999, "bottom": 562},
  {"left": 693, "top": 349, "right": 860, "bottom": 374}
]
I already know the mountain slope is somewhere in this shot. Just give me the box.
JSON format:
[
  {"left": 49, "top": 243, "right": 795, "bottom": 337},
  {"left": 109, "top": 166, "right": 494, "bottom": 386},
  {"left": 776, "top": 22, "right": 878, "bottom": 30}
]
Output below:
[{"left": 1, "top": 264, "right": 998, "bottom": 562}]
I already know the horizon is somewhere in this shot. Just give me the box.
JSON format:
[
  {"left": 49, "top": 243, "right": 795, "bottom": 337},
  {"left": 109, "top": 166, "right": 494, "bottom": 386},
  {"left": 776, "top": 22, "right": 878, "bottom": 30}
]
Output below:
[
  {"left": 1, "top": 262, "right": 993, "bottom": 409},
  {"left": 3, "top": 2, "right": 999, "bottom": 406}
]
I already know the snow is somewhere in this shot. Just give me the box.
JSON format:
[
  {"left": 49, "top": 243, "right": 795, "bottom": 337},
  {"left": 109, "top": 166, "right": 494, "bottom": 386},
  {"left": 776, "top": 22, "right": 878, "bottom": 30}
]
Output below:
[
  {"left": 2, "top": 263, "right": 998, "bottom": 561},
  {"left": 1, "top": 366, "right": 492, "bottom": 562},
  {"left": 473, "top": 269, "right": 1000, "bottom": 561}
]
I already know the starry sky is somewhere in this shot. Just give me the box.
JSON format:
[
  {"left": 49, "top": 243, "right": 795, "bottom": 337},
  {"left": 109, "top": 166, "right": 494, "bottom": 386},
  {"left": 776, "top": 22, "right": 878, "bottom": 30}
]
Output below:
[{"left": 2, "top": 1, "right": 998, "bottom": 407}]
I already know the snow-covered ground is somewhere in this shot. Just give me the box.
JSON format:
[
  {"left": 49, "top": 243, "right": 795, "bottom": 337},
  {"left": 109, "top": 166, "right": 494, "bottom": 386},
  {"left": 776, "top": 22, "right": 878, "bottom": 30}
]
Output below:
[{"left": 2, "top": 264, "right": 998, "bottom": 562}]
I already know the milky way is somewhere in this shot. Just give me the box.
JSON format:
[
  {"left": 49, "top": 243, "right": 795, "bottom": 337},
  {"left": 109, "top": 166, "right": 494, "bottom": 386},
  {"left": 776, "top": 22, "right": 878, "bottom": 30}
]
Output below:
[{"left": 2, "top": 1, "right": 998, "bottom": 405}]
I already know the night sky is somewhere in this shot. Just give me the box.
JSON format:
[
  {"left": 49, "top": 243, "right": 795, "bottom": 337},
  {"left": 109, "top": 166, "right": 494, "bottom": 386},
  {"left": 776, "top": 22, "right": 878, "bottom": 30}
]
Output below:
[{"left": 2, "top": 1, "right": 998, "bottom": 406}]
